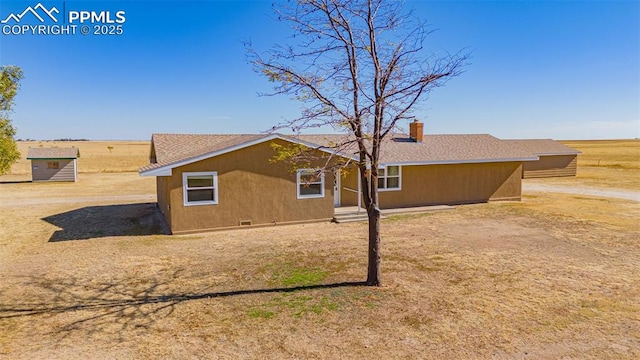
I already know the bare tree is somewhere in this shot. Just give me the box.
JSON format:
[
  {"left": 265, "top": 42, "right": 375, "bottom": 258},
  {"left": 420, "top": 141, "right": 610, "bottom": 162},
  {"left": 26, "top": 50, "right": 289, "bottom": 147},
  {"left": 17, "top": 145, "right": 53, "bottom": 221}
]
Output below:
[{"left": 249, "top": 0, "right": 468, "bottom": 286}]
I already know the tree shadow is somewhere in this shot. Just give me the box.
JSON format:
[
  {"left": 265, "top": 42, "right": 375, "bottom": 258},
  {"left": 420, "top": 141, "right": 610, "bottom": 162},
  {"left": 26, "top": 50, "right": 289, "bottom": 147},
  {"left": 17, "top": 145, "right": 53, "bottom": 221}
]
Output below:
[
  {"left": 0, "top": 271, "right": 366, "bottom": 341},
  {"left": 42, "top": 202, "right": 170, "bottom": 242},
  {"left": 0, "top": 180, "right": 32, "bottom": 184}
]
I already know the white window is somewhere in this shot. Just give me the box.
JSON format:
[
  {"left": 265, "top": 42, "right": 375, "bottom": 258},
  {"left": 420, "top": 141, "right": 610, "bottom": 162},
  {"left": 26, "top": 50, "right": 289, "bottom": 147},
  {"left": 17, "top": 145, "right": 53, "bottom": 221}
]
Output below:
[
  {"left": 183, "top": 172, "right": 218, "bottom": 206},
  {"left": 378, "top": 165, "right": 401, "bottom": 191},
  {"left": 297, "top": 169, "right": 325, "bottom": 199}
]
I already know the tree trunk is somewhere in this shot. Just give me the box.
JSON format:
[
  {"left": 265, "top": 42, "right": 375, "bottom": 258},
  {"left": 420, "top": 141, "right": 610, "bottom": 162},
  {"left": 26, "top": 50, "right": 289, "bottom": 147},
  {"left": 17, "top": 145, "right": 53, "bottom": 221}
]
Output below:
[{"left": 366, "top": 206, "right": 382, "bottom": 286}]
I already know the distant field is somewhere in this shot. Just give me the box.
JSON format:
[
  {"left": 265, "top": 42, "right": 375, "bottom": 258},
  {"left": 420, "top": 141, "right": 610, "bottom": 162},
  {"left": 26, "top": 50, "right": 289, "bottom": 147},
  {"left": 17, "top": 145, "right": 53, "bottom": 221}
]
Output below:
[
  {"left": 555, "top": 139, "right": 640, "bottom": 190},
  {"left": 562, "top": 139, "right": 639, "bottom": 169},
  {"left": 9, "top": 140, "right": 150, "bottom": 175}
]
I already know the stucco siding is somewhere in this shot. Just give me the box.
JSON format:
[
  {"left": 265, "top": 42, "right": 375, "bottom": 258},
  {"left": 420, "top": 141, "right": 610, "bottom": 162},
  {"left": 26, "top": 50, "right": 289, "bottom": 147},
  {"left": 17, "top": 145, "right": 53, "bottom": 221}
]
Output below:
[
  {"left": 166, "top": 139, "right": 335, "bottom": 233},
  {"left": 522, "top": 155, "right": 577, "bottom": 178},
  {"left": 339, "top": 162, "right": 522, "bottom": 208},
  {"left": 31, "top": 159, "right": 76, "bottom": 182},
  {"left": 156, "top": 176, "right": 172, "bottom": 230}
]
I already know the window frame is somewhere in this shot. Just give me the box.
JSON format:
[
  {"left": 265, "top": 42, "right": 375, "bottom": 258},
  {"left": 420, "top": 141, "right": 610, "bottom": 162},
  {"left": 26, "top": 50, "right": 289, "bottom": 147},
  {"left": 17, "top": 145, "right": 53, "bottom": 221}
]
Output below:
[
  {"left": 296, "top": 169, "right": 325, "bottom": 199},
  {"left": 47, "top": 161, "right": 60, "bottom": 169},
  {"left": 182, "top": 171, "right": 218, "bottom": 206},
  {"left": 377, "top": 165, "right": 401, "bottom": 192}
]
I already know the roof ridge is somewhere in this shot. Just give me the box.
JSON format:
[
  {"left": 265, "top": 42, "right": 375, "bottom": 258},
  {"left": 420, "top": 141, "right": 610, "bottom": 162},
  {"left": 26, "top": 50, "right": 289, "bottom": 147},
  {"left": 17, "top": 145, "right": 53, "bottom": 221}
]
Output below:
[{"left": 153, "top": 133, "right": 269, "bottom": 136}]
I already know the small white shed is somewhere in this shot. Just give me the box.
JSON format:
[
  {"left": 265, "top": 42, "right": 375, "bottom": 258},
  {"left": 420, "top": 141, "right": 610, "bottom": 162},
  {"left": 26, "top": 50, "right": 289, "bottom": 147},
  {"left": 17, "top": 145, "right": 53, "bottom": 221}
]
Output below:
[{"left": 26, "top": 147, "right": 79, "bottom": 182}]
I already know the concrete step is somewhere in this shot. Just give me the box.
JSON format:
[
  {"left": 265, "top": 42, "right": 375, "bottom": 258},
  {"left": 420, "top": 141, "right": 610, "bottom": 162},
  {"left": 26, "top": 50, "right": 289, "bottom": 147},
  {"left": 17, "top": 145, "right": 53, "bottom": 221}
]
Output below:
[
  {"left": 332, "top": 214, "right": 367, "bottom": 223},
  {"left": 334, "top": 217, "right": 368, "bottom": 224},
  {"left": 334, "top": 213, "right": 367, "bottom": 220},
  {"left": 333, "top": 212, "right": 382, "bottom": 223},
  {"left": 333, "top": 205, "right": 454, "bottom": 224},
  {"left": 382, "top": 204, "right": 454, "bottom": 215}
]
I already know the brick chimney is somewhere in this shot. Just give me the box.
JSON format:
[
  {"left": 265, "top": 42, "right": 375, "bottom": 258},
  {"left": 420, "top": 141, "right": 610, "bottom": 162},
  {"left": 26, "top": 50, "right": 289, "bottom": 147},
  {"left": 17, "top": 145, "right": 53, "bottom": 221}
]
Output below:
[{"left": 409, "top": 120, "right": 423, "bottom": 143}]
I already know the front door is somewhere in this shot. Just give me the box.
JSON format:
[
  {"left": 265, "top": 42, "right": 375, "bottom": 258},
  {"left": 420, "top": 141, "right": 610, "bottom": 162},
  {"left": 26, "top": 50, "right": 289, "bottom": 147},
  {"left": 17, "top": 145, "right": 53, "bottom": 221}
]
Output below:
[{"left": 333, "top": 170, "right": 341, "bottom": 207}]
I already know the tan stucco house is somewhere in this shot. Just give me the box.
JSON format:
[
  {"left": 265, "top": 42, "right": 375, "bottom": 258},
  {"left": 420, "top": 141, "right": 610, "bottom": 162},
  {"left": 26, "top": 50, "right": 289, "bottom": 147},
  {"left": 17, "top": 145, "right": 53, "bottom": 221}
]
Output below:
[{"left": 139, "top": 124, "right": 540, "bottom": 234}]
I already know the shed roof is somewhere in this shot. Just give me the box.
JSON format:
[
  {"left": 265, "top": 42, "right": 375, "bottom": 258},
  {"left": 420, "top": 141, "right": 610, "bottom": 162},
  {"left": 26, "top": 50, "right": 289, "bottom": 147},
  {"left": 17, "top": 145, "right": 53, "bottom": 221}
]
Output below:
[
  {"left": 506, "top": 139, "right": 581, "bottom": 156},
  {"left": 140, "top": 133, "right": 538, "bottom": 176},
  {"left": 27, "top": 147, "right": 79, "bottom": 159}
]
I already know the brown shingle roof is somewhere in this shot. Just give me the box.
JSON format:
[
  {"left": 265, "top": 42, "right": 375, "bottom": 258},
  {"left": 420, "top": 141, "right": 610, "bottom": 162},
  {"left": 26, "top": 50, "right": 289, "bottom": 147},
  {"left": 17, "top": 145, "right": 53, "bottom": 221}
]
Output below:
[
  {"left": 295, "top": 134, "right": 537, "bottom": 164},
  {"left": 140, "top": 133, "right": 538, "bottom": 175},
  {"left": 151, "top": 133, "right": 265, "bottom": 164},
  {"left": 27, "top": 147, "right": 78, "bottom": 159},
  {"left": 140, "top": 133, "right": 267, "bottom": 172},
  {"left": 506, "top": 139, "right": 581, "bottom": 155}
]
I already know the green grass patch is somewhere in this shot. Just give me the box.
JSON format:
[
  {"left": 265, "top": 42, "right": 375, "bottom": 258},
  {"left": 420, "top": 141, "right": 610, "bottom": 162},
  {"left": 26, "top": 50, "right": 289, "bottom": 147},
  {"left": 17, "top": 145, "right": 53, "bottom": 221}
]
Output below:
[
  {"left": 247, "top": 262, "right": 334, "bottom": 318},
  {"left": 247, "top": 308, "right": 276, "bottom": 319},
  {"left": 383, "top": 211, "right": 438, "bottom": 222},
  {"left": 247, "top": 292, "right": 340, "bottom": 319},
  {"left": 248, "top": 261, "right": 382, "bottom": 319},
  {"left": 268, "top": 262, "right": 328, "bottom": 287},
  {"left": 280, "top": 267, "right": 327, "bottom": 287}
]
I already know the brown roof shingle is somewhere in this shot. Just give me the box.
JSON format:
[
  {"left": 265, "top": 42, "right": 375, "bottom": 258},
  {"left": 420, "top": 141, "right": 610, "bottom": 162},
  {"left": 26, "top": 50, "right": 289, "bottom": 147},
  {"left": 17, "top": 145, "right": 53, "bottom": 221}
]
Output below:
[
  {"left": 27, "top": 147, "right": 79, "bottom": 159},
  {"left": 140, "top": 133, "right": 267, "bottom": 172},
  {"left": 140, "top": 133, "right": 539, "bottom": 174},
  {"left": 506, "top": 139, "right": 581, "bottom": 155},
  {"left": 295, "top": 134, "right": 537, "bottom": 164}
]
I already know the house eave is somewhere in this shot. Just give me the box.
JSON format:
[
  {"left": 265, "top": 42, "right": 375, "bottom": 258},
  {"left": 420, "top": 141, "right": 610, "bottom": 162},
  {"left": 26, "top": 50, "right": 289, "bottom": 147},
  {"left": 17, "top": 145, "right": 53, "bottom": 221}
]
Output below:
[
  {"left": 535, "top": 152, "right": 581, "bottom": 156},
  {"left": 140, "top": 167, "right": 172, "bottom": 177},
  {"left": 380, "top": 156, "right": 540, "bottom": 167},
  {"left": 27, "top": 157, "right": 77, "bottom": 160}
]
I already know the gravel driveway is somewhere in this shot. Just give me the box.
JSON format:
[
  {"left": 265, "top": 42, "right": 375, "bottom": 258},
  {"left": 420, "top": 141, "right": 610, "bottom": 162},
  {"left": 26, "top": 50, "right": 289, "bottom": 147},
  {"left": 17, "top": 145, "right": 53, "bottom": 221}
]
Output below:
[{"left": 523, "top": 183, "right": 640, "bottom": 202}]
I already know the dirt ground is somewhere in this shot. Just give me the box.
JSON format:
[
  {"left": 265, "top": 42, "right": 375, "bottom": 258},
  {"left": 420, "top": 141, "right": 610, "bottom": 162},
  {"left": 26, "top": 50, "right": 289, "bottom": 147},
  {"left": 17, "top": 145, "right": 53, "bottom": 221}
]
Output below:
[{"left": 0, "top": 172, "right": 638, "bottom": 359}]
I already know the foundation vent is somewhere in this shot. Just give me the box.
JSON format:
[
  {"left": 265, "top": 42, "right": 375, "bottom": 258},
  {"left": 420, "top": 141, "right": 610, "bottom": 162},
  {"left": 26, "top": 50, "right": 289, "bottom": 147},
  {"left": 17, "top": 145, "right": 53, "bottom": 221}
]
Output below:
[{"left": 239, "top": 220, "right": 252, "bottom": 226}]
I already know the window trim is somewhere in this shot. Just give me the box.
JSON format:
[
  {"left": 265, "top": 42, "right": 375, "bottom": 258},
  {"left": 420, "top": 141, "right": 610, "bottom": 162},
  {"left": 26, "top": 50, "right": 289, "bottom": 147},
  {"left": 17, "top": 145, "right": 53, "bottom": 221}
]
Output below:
[
  {"left": 47, "top": 161, "right": 60, "bottom": 169},
  {"left": 182, "top": 171, "right": 218, "bottom": 206},
  {"left": 296, "top": 169, "right": 325, "bottom": 199},
  {"left": 378, "top": 165, "right": 401, "bottom": 192}
]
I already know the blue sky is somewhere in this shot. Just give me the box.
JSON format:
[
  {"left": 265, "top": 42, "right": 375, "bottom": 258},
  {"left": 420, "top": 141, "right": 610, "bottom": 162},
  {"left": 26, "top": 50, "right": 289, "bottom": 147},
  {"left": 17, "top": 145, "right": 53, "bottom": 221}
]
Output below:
[{"left": 0, "top": 0, "right": 638, "bottom": 140}]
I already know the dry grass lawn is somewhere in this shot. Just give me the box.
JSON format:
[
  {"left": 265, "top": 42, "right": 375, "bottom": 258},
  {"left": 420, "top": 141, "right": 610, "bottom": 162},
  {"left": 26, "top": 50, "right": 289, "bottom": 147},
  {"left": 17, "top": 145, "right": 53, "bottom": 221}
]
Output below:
[
  {"left": 0, "top": 139, "right": 637, "bottom": 359},
  {"left": 0, "top": 172, "right": 155, "bottom": 201}
]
